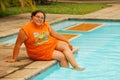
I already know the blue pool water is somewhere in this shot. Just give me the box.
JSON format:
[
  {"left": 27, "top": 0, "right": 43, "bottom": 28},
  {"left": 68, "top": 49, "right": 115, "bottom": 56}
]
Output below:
[{"left": 0, "top": 19, "right": 120, "bottom": 80}]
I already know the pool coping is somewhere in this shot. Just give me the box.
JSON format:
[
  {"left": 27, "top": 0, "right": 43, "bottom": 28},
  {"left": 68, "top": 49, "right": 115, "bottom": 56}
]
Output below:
[{"left": 1, "top": 46, "right": 79, "bottom": 80}]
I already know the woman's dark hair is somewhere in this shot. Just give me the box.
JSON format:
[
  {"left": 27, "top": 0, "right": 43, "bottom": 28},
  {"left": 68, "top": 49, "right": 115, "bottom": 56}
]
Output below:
[{"left": 31, "top": 10, "right": 46, "bottom": 22}]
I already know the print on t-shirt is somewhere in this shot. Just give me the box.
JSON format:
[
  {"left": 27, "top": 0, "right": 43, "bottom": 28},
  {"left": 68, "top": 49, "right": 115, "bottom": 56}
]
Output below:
[{"left": 33, "top": 31, "right": 48, "bottom": 46}]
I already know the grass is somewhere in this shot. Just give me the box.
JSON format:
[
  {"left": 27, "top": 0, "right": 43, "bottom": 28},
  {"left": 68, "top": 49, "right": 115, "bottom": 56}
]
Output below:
[
  {"left": 37, "top": 2, "right": 108, "bottom": 15},
  {"left": 0, "top": 2, "right": 108, "bottom": 17}
]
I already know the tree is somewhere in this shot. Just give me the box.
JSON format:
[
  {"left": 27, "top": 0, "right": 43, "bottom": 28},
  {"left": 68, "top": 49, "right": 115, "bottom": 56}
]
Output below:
[
  {"left": 0, "top": 0, "right": 35, "bottom": 12},
  {"left": 18, "top": 0, "right": 35, "bottom": 11},
  {"left": 0, "top": 0, "right": 10, "bottom": 12}
]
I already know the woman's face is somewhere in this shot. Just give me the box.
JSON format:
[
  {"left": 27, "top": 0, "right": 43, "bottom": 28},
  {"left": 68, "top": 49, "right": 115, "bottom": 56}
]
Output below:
[{"left": 32, "top": 12, "right": 44, "bottom": 26}]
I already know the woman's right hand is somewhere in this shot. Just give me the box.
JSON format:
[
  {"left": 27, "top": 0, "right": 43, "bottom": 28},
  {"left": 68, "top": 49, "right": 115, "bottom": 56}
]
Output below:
[{"left": 5, "top": 59, "right": 16, "bottom": 63}]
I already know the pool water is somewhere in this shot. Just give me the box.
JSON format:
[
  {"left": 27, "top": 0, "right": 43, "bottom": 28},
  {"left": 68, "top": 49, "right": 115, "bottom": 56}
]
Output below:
[
  {"left": 29, "top": 19, "right": 120, "bottom": 80},
  {"left": 0, "top": 19, "right": 120, "bottom": 80}
]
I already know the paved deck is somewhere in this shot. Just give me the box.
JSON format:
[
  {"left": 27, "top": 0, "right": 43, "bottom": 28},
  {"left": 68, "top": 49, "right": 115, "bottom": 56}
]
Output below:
[{"left": 0, "top": 3, "right": 120, "bottom": 80}]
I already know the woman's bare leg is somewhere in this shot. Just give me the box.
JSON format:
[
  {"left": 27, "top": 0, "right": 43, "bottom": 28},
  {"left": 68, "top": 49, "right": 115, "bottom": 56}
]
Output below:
[
  {"left": 52, "top": 50, "right": 69, "bottom": 68},
  {"left": 55, "top": 41, "right": 85, "bottom": 71}
]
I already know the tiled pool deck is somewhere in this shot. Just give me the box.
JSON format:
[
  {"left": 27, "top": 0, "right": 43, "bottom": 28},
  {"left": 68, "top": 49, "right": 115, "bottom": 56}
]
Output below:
[{"left": 0, "top": 3, "right": 120, "bottom": 80}]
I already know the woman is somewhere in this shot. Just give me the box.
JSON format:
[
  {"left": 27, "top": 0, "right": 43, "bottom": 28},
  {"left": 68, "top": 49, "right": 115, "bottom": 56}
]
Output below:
[{"left": 6, "top": 10, "right": 85, "bottom": 71}]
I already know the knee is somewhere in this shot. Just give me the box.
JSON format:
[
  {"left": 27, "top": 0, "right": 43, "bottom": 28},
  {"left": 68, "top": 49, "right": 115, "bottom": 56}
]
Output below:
[
  {"left": 63, "top": 41, "right": 69, "bottom": 46},
  {"left": 61, "top": 41, "right": 69, "bottom": 50},
  {"left": 56, "top": 41, "right": 71, "bottom": 52}
]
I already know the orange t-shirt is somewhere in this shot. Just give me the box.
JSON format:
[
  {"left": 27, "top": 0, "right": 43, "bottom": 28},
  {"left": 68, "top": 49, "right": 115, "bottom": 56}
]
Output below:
[{"left": 22, "top": 21, "right": 59, "bottom": 60}]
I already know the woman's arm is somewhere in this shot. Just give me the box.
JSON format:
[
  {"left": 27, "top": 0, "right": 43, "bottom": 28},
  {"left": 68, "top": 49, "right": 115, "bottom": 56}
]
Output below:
[
  {"left": 49, "top": 27, "right": 73, "bottom": 50},
  {"left": 5, "top": 29, "right": 27, "bottom": 62}
]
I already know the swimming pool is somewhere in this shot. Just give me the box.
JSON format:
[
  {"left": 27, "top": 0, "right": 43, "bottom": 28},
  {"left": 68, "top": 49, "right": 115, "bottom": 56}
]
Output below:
[
  {"left": 0, "top": 19, "right": 120, "bottom": 80},
  {"left": 28, "top": 19, "right": 120, "bottom": 80}
]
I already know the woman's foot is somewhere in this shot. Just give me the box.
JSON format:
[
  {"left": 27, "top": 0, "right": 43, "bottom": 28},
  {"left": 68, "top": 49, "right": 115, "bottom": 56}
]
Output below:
[{"left": 74, "top": 66, "right": 85, "bottom": 71}]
